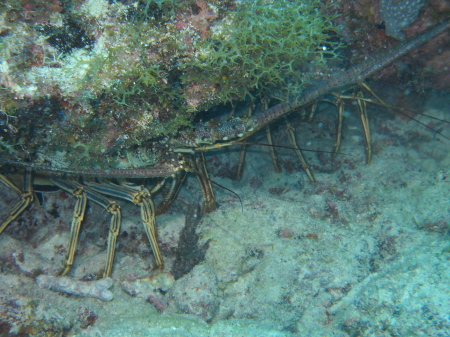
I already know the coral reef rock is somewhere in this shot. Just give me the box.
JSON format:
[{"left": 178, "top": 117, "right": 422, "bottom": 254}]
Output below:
[
  {"left": 380, "top": 0, "right": 425, "bottom": 39},
  {"left": 169, "top": 264, "right": 220, "bottom": 321}
]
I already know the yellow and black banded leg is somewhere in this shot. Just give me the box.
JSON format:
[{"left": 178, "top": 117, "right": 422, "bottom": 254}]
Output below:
[
  {"left": 333, "top": 82, "right": 382, "bottom": 164},
  {"left": 307, "top": 101, "right": 318, "bottom": 123},
  {"left": 88, "top": 182, "right": 163, "bottom": 269},
  {"left": 0, "top": 168, "right": 34, "bottom": 234},
  {"left": 150, "top": 177, "right": 166, "bottom": 196},
  {"left": 285, "top": 119, "right": 316, "bottom": 183},
  {"left": 84, "top": 187, "right": 122, "bottom": 278},
  {"left": 333, "top": 95, "right": 344, "bottom": 158},
  {"left": 236, "top": 101, "right": 254, "bottom": 180},
  {"left": 192, "top": 153, "right": 217, "bottom": 215},
  {"left": 51, "top": 178, "right": 88, "bottom": 276},
  {"left": 262, "top": 98, "right": 282, "bottom": 173},
  {"left": 52, "top": 178, "right": 122, "bottom": 277},
  {"left": 265, "top": 125, "right": 282, "bottom": 173},
  {"left": 356, "top": 90, "right": 372, "bottom": 164},
  {"left": 155, "top": 172, "right": 186, "bottom": 216}
]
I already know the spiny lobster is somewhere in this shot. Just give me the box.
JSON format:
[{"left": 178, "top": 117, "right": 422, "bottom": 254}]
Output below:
[{"left": 0, "top": 18, "right": 449, "bottom": 278}]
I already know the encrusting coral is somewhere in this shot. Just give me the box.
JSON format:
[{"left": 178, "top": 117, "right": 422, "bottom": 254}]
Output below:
[{"left": 0, "top": 0, "right": 336, "bottom": 168}]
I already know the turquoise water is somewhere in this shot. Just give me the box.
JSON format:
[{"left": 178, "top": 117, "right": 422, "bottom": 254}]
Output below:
[{"left": 0, "top": 1, "right": 449, "bottom": 336}]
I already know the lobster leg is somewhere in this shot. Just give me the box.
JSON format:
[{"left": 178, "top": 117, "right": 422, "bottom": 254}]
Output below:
[
  {"left": 0, "top": 168, "right": 34, "bottom": 234},
  {"left": 285, "top": 119, "right": 316, "bottom": 183},
  {"left": 356, "top": 89, "right": 372, "bottom": 164},
  {"left": 52, "top": 178, "right": 122, "bottom": 277},
  {"left": 236, "top": 102, "right": 254, "bottom": 180},
  {"left": 155, "top": 171, "right": 186, "bottom": 215},
  {"left": 262, "top": 98, "right": 282, "bottom": 173},
  {"left": 192, "top": 153, "right": 217, "bottom": 214},
  {"left": 333, "top": 96, "right": 344, "bottom": 158},
  {"left": 51, "top": 178, "right": 88, "bottom": 276},
  {"left": 87, "top": 182, "right": 163, "bottom": 270}
]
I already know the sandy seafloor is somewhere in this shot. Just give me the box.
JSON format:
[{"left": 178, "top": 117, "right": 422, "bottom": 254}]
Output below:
[{"left": 0, "top": 85, "right": 449, "bottom": 337}]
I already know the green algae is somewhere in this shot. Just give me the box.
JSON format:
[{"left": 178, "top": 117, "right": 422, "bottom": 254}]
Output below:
[{"left": 185, "top": 0, "right": 339, "bottom": 103}]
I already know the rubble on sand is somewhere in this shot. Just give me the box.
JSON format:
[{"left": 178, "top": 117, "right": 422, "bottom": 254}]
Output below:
[{"left": 36, "top": 275, "right": 114, "bottom": 302}]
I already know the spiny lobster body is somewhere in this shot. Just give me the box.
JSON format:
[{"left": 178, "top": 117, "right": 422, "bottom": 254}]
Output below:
[{"left": 0, "top": 18, "right": 448, "bottom": 280}]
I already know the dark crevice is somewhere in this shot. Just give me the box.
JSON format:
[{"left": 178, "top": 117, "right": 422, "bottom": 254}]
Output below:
[{"left": 171, "top": 203, "right": 210, "bottom": 280}]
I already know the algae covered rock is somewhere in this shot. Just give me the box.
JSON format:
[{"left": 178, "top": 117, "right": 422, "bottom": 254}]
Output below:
[{"left": 0, "top": 0, "right": 337, "bottom": 167}]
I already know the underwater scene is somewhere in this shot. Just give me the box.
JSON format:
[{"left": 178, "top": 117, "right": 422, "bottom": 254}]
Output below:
[{"left": 0, "top": 0, "right": 449, "bottom": 336}]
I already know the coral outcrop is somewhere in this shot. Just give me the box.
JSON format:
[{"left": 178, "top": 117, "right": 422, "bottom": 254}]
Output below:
[{"left": 0, "top": 0, "right": 336, "bottom": 168}]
